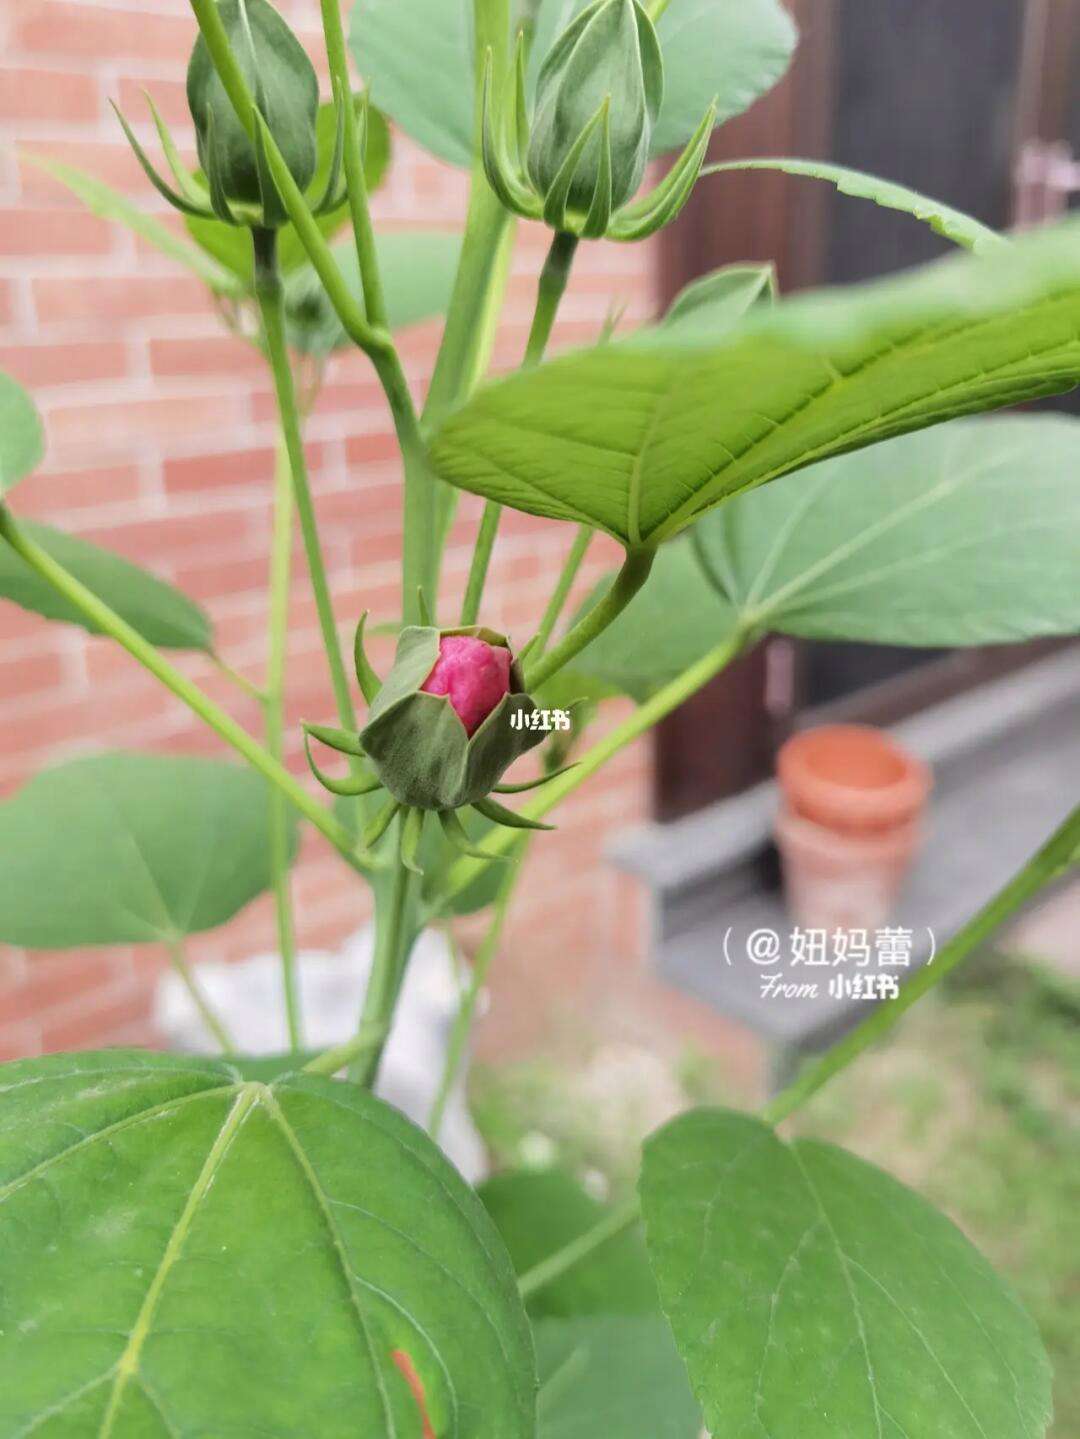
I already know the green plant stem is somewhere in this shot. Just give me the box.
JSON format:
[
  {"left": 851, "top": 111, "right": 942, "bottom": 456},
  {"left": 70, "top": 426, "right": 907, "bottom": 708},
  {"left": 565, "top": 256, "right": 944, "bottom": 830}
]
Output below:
[
  {"left": 187, "top": 0, "right": 436, "bottom": 622},
  {"left": 165, "top": 937, "right": 236, "bottom": 1054},
  {"left": 0, "top": 503, "right": 364, "bottom": 871},
  {"left": 428, "top": 842, "right": 527, "bottom": 1138},
  {"left": 433, "top": 624, "right": 753, "bottom": 912},
  {"left": 349, "top": 827, "right": 414, "bottom": 1086},
  {"left": 318, "top": 0, "right": 388, "bottom": 331},
  {"left": 532, "top": 524, "right": 593, "bottom": 656},
  {"left": 518, "top": 1193, "right": 640, "bottom": 1300},
  {"left": 523, "top": 546, "right": 656, "bottom": 692},
  {"left": 525, "top": 231, "right": 579, "bottom": 367},
  {"left": 265, "top": 434, "right": 302, "bottom": 1051},
  {"left": 460, "top": 500, "right": 503, "bottom": 626},
  {"left": 427, "top": 0, "right": 516, "bottom": 569},
  {"left": 253, "top": 230, "right": 358, "bottom": 737},
  {"left": 314, "top": 0, "right": 438, "bottom": 622},
  {"left": 212, "top": 655, "right": 266, "bottom": 704},
  {"left": 761, "top": 800, "right": 1080, "bottom": 1125},
  {"left": 458, "top": 232, "right": 582, "bottom": 625},
  {"left": 516, "top": 800, "right": 1080, "bottom": 1301}
]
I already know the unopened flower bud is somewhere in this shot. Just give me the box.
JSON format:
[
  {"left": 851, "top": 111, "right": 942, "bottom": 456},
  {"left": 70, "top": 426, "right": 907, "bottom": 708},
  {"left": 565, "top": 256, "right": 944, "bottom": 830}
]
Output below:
[
  {"left": 360, "top": 627, "right": 544, "bottom": 811},
  {"left": 527, "top": 0, "right": 663, "bottom": 218},
  {"left": 421, "top": 634, "right": 512, "bottom": 737},
  {"left": 187, "top": 0, "right": 318, "bottom": 218}
]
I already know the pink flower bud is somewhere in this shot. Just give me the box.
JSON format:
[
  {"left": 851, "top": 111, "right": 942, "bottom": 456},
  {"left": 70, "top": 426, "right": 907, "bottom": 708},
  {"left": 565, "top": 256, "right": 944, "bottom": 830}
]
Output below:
[{"left": 421, "top": 634, "right": 512, "bottom": 736}]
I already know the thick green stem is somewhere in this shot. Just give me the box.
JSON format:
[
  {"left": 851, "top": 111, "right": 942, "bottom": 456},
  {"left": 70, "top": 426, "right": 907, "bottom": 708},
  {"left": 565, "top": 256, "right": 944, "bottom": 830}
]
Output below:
[
  {"left": 517, "top": 801, "right": 1080, "bottom": 1301},
  {"left": 165, "top": 937, "right": 236, "bottom": 1055},
  {"left": 428, "top": 842, "right": 527, "bottom": 1137},
  {"left": 266, "top": 434, "right": 302, "bottom": 1051},
  {"left": 316, "top": 2, "right": 437, "bottom": 619},
  {"left": 525, "top": 231, "right": 579, "bottom": 368},
  {"left": 459, "top": 231, "right": 581, "bottom": 625},
  {"left": 349, "top": 824, "right": 415, "bottom": 1086},
  {"left": 762, "top": 801, "right": 1080, "bottom": 1125},
  {"left": 524, "top": 547, "right": 656, "bottom": 692},
  {"left": 532, "top": 524, "right": 593, "bottom": 657},
  {"left": 427, "top": 0, "right": 515, "bottom": 570},
  {"left": 0, "top": 503, "right": 364, "bottom": 870},
  {"left": 253, "top": 230, "right": 358, "bottom": 738}
]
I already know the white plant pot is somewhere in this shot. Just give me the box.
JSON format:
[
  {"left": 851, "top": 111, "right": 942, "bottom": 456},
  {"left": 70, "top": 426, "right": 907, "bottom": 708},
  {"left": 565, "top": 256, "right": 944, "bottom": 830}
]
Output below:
[{"left": 154, "top": 925, "right": 488, "bottom": 1183}]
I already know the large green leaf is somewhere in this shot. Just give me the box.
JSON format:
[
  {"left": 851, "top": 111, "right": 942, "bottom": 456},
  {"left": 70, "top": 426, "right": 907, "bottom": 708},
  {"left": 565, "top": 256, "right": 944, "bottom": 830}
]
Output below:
[
  {"left": 0, "top": 519, "right": 212, "bottom": 650},
  {"left": 0, "top": 371, "right": 44, "bottom": 496},
  {"left": 535, "top": 1315, "right": 700, "bottom": 1439},
  {"left": 480, "top": 1168, "right": 658, "bottom": 1318},
  {"left": 640, "top": 1108, "right": 1052, "bottom": 1439},
  {"left": 0, "top": 754, "right": 297, "bottom": 947},
  {"left": 706, "top": 159, "right": 1006, "bottom": 256},
  {"left": 569, "top": 413, "right": 1080, "bottom": 699},
  {"left": 697, "top": 414, "right": 1080, "bottom": 646},
  {"left": 350, "top": 0, "right": 796, "bottom": 168},
  {"left": 0, "top": 1050, "right": 536, "bottom": 1438},
  {"left": 286, "top": 229, "right": 463, "bottom": 354},
  {"left": 22, "top": 155, "right": 241, "bottom": 293},
  {"left": 185, "top": 97, "right": 392, "bottom": 282},
  {"left": 429, "top": 216, "right": 1080, "bottom": 549}
]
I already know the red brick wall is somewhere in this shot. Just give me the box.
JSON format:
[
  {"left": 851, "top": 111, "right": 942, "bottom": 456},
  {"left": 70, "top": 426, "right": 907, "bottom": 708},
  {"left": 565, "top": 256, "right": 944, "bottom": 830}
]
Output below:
[{"left": 0, "top": 0, "right": 657, "bottom": 1060}]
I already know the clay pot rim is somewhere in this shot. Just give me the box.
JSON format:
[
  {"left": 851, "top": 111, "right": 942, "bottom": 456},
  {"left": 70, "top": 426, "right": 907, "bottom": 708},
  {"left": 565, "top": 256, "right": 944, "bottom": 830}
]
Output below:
[{"left": 777, "top": 723, "right": 932, "bottom": 833}]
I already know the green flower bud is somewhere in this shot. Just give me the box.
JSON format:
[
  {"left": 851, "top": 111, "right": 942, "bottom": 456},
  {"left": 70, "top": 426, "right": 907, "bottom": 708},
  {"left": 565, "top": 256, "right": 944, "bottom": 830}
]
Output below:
[
  {"left": 527, "top": 0, "right": 663, "bottom": 219},
  {"left": 359, "top": 627, "right": 545, "bottom": 812},
  {"left": 187, "top": 0, "right": 318, "bottom": 220}
]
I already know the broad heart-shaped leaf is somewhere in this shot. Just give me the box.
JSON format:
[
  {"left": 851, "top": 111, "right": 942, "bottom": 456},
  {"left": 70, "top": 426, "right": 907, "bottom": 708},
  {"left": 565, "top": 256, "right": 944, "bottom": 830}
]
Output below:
[
  {"left": 350, "top": 0, "right": 795, "bottom": 168},
  {"left": 706, "top": 159, "right": 1007, "bottom": 256},
  {"left": 0, "top": 519, "right": 212, "bottom": 650},
  {"left": 696, "top": 414, "right": 1080, "bottom": 646},
  {"left": 535, "top": 1315, "right": 700, "bottom": 1439},
  {"left": 0, "top": 371, "right": 44, "bottom": 496},
  {"left": 569, "top": 413, "right": 1080, "bottom": 700},
  {"left": 185, "top": 97, "right": 391, "bottom": 282},
  {"left": 640, "top": 1109, "right": 1052, "bottom": 1439},
  {"left": 0, "top": 1050, "right": 536, "bottom": 1438},
  {"left": 0, "top": 754, "right": 298, "bottom": 947},
  {"left": 429, "top": 215, "right": 1080, "bottom": 549},
  {"left": 286, "top": 229, "right": 463, "bottom": 355},
  {"left": 23, "top": 155, "right": 241, "bottom": 293},
  {"left": 480, "top": 1168, "right": 659, "bottom": 1318}
]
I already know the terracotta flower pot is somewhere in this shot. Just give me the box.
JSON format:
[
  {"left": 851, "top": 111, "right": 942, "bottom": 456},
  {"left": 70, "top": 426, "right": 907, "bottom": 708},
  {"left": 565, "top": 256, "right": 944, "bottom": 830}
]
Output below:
[{"left": 775, "top": 725, "right": 932, "bottom": 931}]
